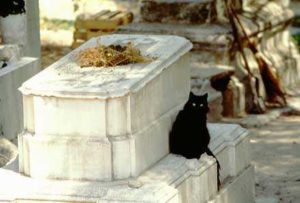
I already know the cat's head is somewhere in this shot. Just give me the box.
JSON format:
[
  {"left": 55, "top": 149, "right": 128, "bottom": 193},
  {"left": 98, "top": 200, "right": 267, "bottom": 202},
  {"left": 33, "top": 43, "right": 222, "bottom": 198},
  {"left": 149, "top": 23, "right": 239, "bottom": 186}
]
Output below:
[{"left": 184, "top": 92, "right": 209, "bottom": 113}]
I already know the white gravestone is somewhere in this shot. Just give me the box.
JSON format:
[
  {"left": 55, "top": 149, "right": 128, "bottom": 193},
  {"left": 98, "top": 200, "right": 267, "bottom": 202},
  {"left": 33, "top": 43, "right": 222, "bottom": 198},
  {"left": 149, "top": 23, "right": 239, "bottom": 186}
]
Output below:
[
  {"left": 18, "top": 34, "right": 192, "bottom": 181},
  {"left": 0, "top": 34, "right": 254, "bottom": 203}
]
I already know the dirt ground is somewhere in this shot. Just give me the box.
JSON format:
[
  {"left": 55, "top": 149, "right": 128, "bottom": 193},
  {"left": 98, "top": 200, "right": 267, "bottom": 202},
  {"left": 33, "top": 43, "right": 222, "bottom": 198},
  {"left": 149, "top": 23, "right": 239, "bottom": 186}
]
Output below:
[
  {"left": 40, "top": 29, "right": 73, "bottom": 68},
  {"left": 251, "top": 114, "right": 300, "bottom": 203},
  {"left": 41, "top": 45, "right": 72, "bottom": 68}
]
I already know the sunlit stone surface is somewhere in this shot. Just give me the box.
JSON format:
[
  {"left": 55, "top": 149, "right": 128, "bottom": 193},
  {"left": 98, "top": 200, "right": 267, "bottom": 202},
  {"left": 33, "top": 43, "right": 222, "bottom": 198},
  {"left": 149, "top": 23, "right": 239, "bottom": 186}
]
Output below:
[
  {"left": 18, "top": 34, "right": 192, "bottom": 181},
  {"left": 0, "top": 33, "right": 254, "bottom": 203}
]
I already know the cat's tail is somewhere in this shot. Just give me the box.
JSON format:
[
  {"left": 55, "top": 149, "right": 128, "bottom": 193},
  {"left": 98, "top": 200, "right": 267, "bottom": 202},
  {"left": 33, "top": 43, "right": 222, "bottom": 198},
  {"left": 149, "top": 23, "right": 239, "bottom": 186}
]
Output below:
[{"left": 206, "top": 148, "right": 221, "bottom": 191}]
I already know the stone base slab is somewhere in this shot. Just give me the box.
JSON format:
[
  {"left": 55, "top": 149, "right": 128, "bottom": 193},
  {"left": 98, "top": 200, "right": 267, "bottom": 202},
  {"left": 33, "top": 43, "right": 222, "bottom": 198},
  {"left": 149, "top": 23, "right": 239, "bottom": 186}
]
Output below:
[
  {"left": 0, "top": 156, "right": 254, "bottom": 203},
  {"left": 19, "top": 121, "right": 249, "bottom": 183},
  {"left": 0, "top": 154, "right": 216, "bottom": 203}
]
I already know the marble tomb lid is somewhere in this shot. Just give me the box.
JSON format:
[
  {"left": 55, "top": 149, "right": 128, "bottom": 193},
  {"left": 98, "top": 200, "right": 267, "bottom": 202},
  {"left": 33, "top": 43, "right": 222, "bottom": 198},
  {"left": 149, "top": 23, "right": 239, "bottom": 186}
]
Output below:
[{"left": 20, "top": 34, "right": 192, "bottom": 99}]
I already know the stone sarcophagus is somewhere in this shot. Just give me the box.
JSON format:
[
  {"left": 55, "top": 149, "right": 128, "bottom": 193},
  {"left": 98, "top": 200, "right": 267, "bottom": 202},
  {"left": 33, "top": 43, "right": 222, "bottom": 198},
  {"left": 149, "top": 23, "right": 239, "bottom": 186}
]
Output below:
[
  {"left": 0, "top": 34, "right": 254, "bottom": 203},
  {"left": 18, "top": 34, "right": 192, "bottom": 181}
]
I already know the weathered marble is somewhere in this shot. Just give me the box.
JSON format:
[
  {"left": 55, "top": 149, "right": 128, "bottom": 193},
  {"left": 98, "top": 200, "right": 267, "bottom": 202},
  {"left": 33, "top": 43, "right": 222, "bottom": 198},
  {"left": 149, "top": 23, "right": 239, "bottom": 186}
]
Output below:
[
  {"left": 208, "top": 123, "right": 251, "bottom": 180},
  {"left": 208, "top": 166, "right": 255, "bottom": 203},
  {"left": 19, "top": 104, "right": 182, "bottom": 181},
  {"left": 18, "top": 34, "right": 192, "bottom": 181},
  {"left": 0, "top": 58, "right": 40, "bottom": 140}
]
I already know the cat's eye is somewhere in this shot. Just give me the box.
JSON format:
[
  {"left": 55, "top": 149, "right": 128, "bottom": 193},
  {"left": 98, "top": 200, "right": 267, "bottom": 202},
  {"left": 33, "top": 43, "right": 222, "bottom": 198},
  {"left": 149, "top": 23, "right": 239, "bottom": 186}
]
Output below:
[
  {"left": 192, "top": 103, "right": 196, "bottom": 107},
  {"left": 200, "top": 104, "right": 204, "bottom": 107}
]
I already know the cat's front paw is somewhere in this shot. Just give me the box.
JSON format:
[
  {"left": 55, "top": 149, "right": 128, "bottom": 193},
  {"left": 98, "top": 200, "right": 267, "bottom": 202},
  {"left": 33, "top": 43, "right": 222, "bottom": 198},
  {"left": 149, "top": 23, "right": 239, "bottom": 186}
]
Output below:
[{"left": 185, "top": 159, "right": 201, "bottom": 170}]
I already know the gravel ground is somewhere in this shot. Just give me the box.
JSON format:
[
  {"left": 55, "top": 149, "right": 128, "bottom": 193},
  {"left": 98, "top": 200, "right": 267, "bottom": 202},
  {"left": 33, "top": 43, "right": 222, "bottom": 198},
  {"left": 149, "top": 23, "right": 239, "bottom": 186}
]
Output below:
[{"left": 251, "top": 115, "right": 300, "bottom": 203}]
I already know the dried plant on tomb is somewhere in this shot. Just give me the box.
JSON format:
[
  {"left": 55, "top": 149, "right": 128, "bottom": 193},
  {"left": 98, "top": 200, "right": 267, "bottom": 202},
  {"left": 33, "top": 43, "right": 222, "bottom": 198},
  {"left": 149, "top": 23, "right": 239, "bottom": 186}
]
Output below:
[{"left": 77, "top": 42, "right": 153, "bottom": 68}]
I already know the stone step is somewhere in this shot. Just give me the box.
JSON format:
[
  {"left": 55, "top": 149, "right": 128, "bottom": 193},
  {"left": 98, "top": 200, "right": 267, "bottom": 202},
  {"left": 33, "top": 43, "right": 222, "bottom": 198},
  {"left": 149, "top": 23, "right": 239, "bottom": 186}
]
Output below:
[
  {"left": 0, "top": 155, "right": 254, "bottom": 203},
  {"left": 208, "top": 123, "right": 250, "bottom": 180},
  {"left": 0, "top": 154, "right": 216, "bottom": 203},
  {"left": 208, "top": 165, "right": 255, "bottom": 203}
]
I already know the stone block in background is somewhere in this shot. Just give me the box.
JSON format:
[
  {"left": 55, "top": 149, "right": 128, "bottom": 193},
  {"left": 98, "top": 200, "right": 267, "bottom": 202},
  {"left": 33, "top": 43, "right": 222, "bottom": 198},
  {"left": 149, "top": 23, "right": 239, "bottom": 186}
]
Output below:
[
  {"left": 222, "top": 76, "right": 246, "bottom": 118},
  {"left": 140, "top": 0, "right": 214, "bottom": 24},
  {"left": 190, "top": 64, "right": 246, "bottom": 121},
  {"left": 118, "top": 22, "right": 232, "bottom": 61},
  {"left": 0, "top": 58, "right": 40, "bottom": 141}
]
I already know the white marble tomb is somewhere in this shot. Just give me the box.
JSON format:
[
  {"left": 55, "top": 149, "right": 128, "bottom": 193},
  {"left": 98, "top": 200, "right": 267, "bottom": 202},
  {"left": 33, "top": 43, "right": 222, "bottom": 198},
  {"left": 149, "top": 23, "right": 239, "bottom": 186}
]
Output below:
[
  {"left": 0, "top": 34, "right": 254, "bottom": 203},
  {"left": 18, "top": 34, "right": 192, "bottom": 181}
]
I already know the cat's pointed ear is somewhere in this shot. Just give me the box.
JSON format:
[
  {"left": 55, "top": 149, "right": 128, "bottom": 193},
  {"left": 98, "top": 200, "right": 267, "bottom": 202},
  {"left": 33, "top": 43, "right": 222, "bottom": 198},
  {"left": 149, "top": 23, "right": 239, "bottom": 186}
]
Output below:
[
  {"left": 189, "top": 92, "right": 196, "bottom": 98},
  {"left": 203, "top": 93, "right": 208, "bottom": 99}
]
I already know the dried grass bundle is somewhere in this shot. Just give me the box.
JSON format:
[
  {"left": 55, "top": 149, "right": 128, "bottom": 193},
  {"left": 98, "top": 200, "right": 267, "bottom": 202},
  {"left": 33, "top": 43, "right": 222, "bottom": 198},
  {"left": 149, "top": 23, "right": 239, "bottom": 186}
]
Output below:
[{"left": 77, "top": 42, "right": 153, "bottom": 68}]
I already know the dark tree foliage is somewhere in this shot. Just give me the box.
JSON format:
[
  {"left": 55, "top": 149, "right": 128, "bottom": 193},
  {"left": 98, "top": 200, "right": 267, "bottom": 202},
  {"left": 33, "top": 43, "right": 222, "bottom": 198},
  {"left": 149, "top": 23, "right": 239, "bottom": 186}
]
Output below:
[{"left": 0, "top": 0, "right": 26, "bottom": 18}]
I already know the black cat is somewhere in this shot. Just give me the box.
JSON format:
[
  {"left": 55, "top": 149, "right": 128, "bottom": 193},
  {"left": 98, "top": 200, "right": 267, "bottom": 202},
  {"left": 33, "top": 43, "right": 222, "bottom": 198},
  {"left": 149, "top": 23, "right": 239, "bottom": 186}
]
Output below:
[{"left": 169, "top": 92, "right": 221, "bottom": 189}]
